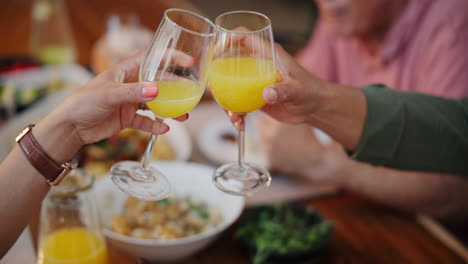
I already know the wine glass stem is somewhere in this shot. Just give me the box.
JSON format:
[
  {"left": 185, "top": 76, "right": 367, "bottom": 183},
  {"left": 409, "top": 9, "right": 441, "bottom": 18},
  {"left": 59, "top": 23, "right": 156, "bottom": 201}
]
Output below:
[
  {"left": 141, "top": 134, "right": 158, "bottom": 169},
  {"left": 236, "top": 115, "right": 246, "bottom": 169},
  {"left": 238, "top": 129, "right": 245, "bottom": 168},
  {"left": 140, "top": 118, "right": 164, "bottom": 170}
]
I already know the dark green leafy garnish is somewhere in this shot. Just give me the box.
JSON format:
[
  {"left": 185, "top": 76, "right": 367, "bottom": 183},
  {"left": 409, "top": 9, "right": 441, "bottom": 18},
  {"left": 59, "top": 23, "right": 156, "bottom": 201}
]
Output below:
[{"left": 236, "top": 204, "right": 333, "bottom": 264}]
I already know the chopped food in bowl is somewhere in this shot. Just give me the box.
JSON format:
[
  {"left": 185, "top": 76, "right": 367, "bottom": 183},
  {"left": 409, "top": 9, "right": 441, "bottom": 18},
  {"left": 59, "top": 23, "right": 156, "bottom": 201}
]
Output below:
[{"left": 110, "top": 196, "right": 223, "bottom": 240}]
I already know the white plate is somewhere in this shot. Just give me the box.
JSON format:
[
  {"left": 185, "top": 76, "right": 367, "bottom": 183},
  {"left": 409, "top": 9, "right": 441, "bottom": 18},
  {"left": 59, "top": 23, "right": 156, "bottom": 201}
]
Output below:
[
  {"left": 94, "top": 161, "right": 245, "bottom": 261},
  {"left": 0, "top": 65, "right": 92, "bottom": 160},
  {"left": 196, "top": 112, "right": 267, "bottom": 167},
  {"left": 135, "top": 110, "right": 191, "bottom": 162}
]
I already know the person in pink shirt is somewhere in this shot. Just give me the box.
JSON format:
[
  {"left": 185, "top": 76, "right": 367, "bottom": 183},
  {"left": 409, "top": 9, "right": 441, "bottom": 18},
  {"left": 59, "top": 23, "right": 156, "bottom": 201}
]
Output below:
[
  {"left": 298, "top": 0, "right": 468, "bottom": 98},
  {"left": 261, "top": 0, "right": 468, "bottom": 222}
]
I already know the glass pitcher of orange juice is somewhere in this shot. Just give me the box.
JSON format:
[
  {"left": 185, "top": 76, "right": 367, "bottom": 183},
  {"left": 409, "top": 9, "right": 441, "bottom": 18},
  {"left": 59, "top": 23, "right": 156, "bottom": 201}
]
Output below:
[{"left": 37, "top": 169, "right": 108, "bottom": 264}]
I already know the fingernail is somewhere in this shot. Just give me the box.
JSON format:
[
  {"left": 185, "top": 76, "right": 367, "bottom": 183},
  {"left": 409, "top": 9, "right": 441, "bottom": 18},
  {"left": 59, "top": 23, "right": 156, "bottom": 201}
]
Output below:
[
  {"left": 266, "top": 88, "right": 278, "bottom": 103},
  {"left": 158, "top": 124, "right": 169, "bottom": 134},
  {"left": 142, "top": 84, "right": 158, "bottom": 98}
]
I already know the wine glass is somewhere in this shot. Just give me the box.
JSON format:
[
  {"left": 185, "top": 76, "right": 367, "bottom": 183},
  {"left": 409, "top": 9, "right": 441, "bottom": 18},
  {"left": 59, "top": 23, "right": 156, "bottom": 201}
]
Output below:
[
  {"left": 209, "top": 11, "right": 276, "bottom": 196},
  {"left": 38, "top": 170, "right": 108, "bottom": 264},
  {"left": 111, "top": 8, "right": 215, "bottom": 200}
]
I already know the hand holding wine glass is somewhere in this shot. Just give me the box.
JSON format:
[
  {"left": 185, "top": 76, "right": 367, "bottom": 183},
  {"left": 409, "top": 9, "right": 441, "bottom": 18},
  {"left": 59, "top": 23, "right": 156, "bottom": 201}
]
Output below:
[
  {"left": 209, "top": 11, "right": 277, "bottom": 196},
  {"left": 111, "top": 9, "right": 215, "bottom": 201},
  {"left": 224, "top": 36, "right": 329, "bottom": 125}
]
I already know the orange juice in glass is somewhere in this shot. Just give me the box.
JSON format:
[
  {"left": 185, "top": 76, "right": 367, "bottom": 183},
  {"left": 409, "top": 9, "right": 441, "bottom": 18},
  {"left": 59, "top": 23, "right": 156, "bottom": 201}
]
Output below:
[
  {"left": 145, "top": 80, "right": 203, "bottom": 118},
  {"left": 38, "top": 228, "right": 108, "bottom": 264},
  {"left": 37, "top": 170, "right": 108, "bottom": 264},
  {"left": 209, "top": 57, "right": 276, "bottom": 113}
]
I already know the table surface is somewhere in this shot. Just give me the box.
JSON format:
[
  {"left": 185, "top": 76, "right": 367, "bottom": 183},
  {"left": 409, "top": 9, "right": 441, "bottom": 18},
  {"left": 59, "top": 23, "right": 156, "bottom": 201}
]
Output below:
[
  {"left": 106, "top": 193, "right": 466, "bottom": 264},
  {"left": 1, "top": 1, "right": 466, "bottom": 263}
]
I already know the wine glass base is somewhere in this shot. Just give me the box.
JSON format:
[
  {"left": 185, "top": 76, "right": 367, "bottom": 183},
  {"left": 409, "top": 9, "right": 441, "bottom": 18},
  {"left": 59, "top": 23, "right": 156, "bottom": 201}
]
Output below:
[
  {"left": 111, "top": 161, "right": 170, "bottom": 201},
  {"left": 213, "top": 162, "right": 271, "bottom": 196}
]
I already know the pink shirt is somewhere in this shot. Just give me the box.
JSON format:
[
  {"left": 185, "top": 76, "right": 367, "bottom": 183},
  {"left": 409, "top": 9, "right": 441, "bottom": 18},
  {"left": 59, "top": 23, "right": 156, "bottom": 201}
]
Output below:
[{"left": 297, "top": 0, "right": 468, "bottom": 98}]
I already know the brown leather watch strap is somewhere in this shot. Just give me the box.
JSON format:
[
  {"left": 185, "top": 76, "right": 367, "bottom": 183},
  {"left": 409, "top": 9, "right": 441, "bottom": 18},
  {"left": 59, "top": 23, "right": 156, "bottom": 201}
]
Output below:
[{"left": 17, "top": 124, "right": 76, "bottom": 185}]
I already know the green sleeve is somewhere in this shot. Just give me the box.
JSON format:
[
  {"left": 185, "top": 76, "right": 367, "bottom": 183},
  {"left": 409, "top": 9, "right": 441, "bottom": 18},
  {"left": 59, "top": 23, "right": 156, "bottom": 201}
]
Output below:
[{"left": 353, "top": 84, "right": 468, "bottom": 176}]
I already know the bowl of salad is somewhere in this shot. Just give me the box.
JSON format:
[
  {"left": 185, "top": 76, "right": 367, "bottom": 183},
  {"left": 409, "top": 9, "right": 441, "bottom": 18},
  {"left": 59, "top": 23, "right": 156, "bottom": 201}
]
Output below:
[{"left": 236, "top": 203, "right": 334, "bottom": 264}]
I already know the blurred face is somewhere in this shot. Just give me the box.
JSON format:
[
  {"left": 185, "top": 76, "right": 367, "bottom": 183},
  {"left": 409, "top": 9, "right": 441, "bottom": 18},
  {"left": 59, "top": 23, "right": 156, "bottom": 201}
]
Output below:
[{"left": 315, "top": 0, "right": 403, "bottom": 38}]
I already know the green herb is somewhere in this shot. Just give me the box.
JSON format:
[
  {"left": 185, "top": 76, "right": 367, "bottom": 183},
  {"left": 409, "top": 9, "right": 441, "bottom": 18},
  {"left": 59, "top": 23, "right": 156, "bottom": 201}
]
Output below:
[
  {"left": 157, "top": 197, "right": 172, "bottom": 207},
  {"left": 236, "top": 204, "right": 333, "bottom": 264},
  {"left": 190, "top": 204, "right": 209, "bottom": 219}
]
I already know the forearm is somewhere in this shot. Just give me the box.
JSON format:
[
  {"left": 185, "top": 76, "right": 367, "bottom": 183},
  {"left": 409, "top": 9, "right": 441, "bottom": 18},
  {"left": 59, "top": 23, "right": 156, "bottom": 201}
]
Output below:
[
  {"left": 0, "top": 146, "right": 49, "bottom": 257},
  {"left": 308, "top": 83, "right": 468, "bottom": 176},
  {"left": 306, "top": 80, "right": 367, "bottom": 151},
  {"left": 0, "top": 111, "right": 81, "bottom": 257},
  {"left": 341, "top": 160, "right": 468, "bottom": 222},
  {"left": 354, "top": 85, "right": 468, "bottom": 176}
]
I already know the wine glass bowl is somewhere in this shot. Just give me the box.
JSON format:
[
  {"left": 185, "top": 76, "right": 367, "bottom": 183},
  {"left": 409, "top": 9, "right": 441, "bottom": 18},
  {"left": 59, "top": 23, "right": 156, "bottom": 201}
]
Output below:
[
  {"left": 209, "top": 11, "right": 276, "bottom": 196},
  {"left": 111, "top": 9, "right": 215, "bottom": 201}
]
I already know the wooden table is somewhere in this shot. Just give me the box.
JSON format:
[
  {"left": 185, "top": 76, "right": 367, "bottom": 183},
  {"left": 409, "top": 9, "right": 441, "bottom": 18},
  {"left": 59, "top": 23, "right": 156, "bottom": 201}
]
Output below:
[
  {"left": 103, "top": 193, "right": 465, "bottom": 264},
  {"left": 23, "top": 192, "right": 467, "bottom": 264}
]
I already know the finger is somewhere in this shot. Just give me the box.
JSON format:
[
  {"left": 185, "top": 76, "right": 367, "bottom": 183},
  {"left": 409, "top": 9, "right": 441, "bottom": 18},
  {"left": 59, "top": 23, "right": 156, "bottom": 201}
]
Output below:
[
  {"left": 214, "top": 27, "right": 276, "bottom": 59},
  {"left": 226, "top": 111, "right": 245, "bottom": 130},
  {"left": 152, "top": 121, "right": 170, "bottom": 135},
  {"left": 109, "top": 52, "right": 145, "bottom": 83},
  {"left": 230, "top": 114, "right": 243, "bottom": 125},
  {"left": 153, "top": 70, "right": 192, "bottom": 81},
  {"left": 225, "top": 109, "right": 243, "bottom": 124},
  {"left": 214, "top": 27, "right": 269, "bottom": 53},
  {"left": 143, "top": 48, "right": 195, "bottom": 75},
  {"left": 128, "top": 114, "right": 170, "bottom": 135},
  {"left": 276, "top": 70, "right": 285, "bottom": 83},
  {"left": 262, "top": 81, "right": 296, "bottom": 104},
  {"left": 163, "top": 49, "right": 196, "bottom": 68},
  {"left": 272, "top": 43, "right": 298, "bottom": 77},
  {"left": 114, "top": 49, "right": 194, "bottom": 83},
  {"left": 173, "top": 113, "right": 189, "bottom": 122},
  {"left": 107, "top": 83, "right": 158, "bottom": 106}
]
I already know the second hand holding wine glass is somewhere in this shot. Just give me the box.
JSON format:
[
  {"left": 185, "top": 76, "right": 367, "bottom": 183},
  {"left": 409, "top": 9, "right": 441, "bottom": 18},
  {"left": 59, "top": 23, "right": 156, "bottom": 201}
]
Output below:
[
  {"left": 111, "top": 9, "right": 215, "bottom": 201},
  {"left": 209, "top": 11, "right": 276, "bottom": 196}
]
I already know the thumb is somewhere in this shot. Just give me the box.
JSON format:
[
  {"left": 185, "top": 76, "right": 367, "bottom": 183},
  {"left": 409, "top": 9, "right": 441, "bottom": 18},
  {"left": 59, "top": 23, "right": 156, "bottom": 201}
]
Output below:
[
  {"left": 108, "top": 82, "right": 158, "bottom": 105},
  {"left": 263, "top": 81, "right": 297, "bottom": 104}
]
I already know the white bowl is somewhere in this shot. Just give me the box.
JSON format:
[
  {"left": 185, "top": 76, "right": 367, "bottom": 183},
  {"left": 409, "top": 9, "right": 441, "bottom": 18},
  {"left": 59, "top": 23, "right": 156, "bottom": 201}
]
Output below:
[{"left": 94, "top": 161, "right": 245, "bottom": 261}]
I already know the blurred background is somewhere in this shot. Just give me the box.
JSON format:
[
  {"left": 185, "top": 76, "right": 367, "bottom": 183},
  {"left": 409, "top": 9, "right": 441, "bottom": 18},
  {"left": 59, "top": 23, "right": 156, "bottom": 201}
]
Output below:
[
  {"left": 1, "top": 0, "right": 468, "bottom": 264},
  {"left": 0, "top": 0, "right": 317, "bottom": 65}
]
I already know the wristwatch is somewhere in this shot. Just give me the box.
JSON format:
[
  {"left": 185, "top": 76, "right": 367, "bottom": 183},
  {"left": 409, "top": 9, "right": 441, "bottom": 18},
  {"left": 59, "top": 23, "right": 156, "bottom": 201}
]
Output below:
[{"left": 16, "top": 124, "right": 77, "bottom": 186}]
